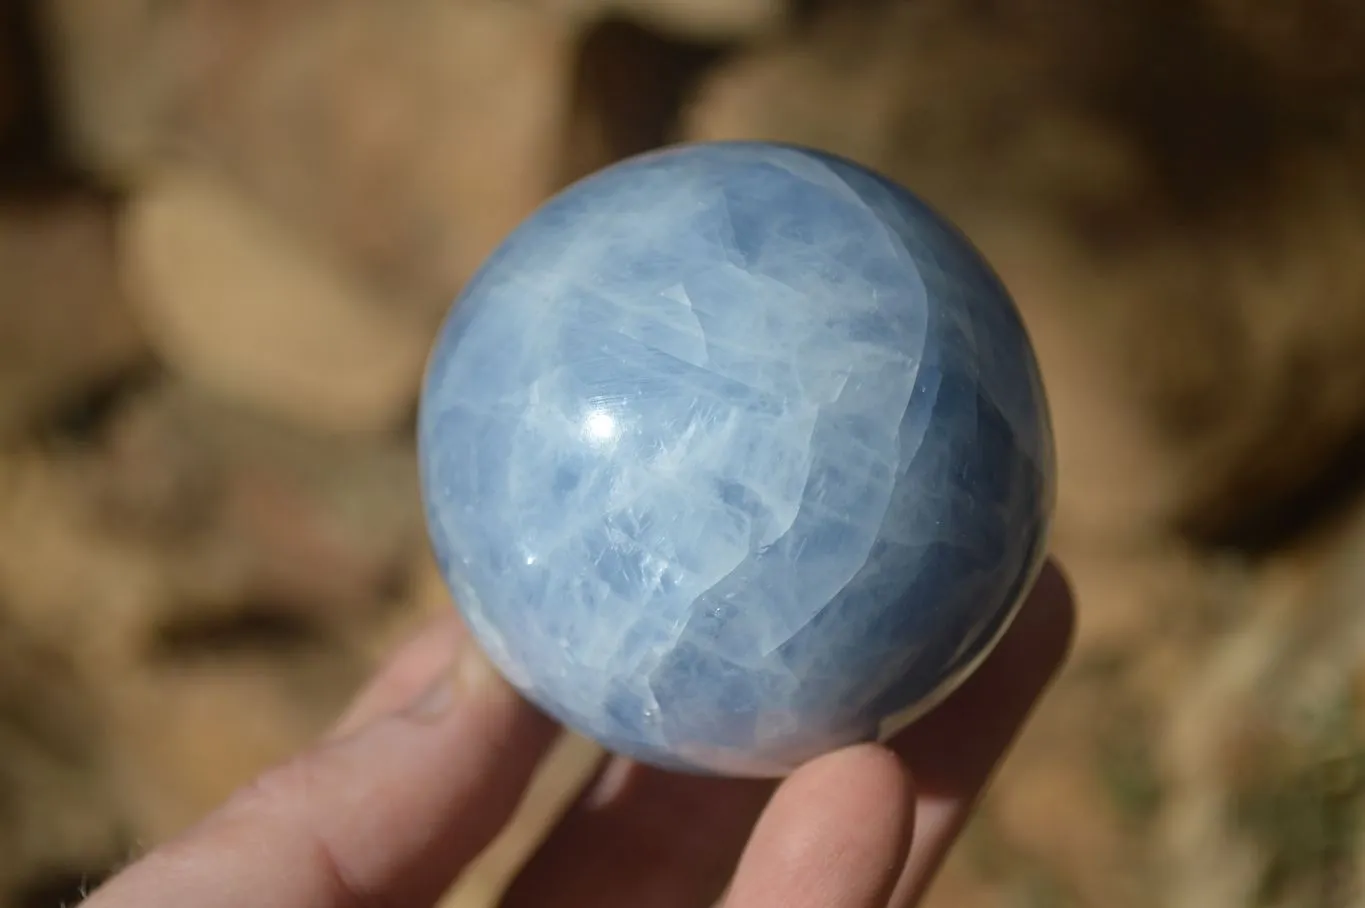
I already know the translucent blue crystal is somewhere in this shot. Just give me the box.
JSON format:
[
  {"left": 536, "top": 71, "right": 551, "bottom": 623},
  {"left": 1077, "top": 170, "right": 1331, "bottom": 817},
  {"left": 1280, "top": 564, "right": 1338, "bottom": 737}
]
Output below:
[{"left": 418, "top": 141, "right": 1054, "bottom": 777}]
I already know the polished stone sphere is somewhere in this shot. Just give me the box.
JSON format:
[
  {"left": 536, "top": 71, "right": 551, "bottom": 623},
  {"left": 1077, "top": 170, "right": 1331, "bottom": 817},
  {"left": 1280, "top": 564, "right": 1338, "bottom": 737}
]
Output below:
[{"left": 418, "top": 141, "right": 1054, "bottom": 777}]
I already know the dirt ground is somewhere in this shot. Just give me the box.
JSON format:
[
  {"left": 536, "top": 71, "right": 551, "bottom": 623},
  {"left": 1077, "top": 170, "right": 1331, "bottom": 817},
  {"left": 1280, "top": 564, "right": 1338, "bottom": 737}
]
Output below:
[{"left": 3, "top": 1, "right": 1365, "bottom": 906}]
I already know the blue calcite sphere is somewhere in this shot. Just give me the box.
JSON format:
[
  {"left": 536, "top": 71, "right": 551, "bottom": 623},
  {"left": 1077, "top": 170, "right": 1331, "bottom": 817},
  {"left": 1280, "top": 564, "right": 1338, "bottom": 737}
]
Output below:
[{"left": 418, "top": 141, "right": 1054, "bottom": 777}]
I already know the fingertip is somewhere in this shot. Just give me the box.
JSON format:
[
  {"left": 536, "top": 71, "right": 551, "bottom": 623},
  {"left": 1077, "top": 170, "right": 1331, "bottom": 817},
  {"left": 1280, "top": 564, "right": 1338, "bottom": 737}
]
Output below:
[
  {"left": 786, "top": 743, "right": 916, "bottom": 828},
  {"left": 725, "top": 743, "right": 915, "bottom": 908},
  {"left": 976, "top": 556, "right": 1077, "bottom": 713},
  {"left": 1029, "top": 557, "right": 1078, "bottom": 670},
  {"left": 881, "top": 555, "right": 1077, "bottom": 906},
  {"left": 894, "top": 554, "right": 1075, "bottom": 783}
]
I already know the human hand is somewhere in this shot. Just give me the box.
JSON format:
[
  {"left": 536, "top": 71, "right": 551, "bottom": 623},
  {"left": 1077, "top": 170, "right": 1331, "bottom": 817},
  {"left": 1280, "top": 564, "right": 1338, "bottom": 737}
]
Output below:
[{"left": 84, "top": 560, "right": 1073, "bottom": 908}]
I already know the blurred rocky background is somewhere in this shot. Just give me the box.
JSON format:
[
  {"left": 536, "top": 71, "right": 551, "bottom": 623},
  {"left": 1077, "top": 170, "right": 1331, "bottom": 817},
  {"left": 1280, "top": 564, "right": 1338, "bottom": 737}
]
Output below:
[{"left": 2, "top": 0, "right": 1365, "bottom": 905}]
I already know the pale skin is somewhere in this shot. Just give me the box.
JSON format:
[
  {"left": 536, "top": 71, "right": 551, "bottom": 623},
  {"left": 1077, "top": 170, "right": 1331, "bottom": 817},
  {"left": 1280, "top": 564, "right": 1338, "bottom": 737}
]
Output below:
[{"left": 85, "top": 560, "right": 1073, "bottom": 908}]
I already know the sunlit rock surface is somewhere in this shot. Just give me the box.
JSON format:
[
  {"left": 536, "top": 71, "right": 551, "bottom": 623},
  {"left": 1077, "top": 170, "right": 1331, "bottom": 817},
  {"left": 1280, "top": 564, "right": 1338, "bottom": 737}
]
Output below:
[{"left": 419, "top": 141, "right": 1054, "bottom": 776}]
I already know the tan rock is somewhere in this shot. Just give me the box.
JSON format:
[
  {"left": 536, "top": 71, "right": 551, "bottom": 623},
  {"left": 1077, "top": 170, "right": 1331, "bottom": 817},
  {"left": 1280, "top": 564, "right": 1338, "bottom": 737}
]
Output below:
[
  {"left": 44, "top": 0, "right": 578, "bottom": 320},
  {"left": 188, "top": 0, "right": 576, "bottom": 319},
  {"left": 120, "top": 166, "right": 431, "bottom": 434},
  {"left": 919, "top": 860, "right": 1012, "bottom": 908},
  {"left": 0, "top": 611, "right": 126, "bottom": 905},
  {"left": 991, "top": 753, "right": 1139, "bottom": 907},
  {"left": 39, "top": 0, "right": 180, "bottom": 183},
  {"left": 0, "top": 444, "right": 170, "bottom": 669},
  {"left": 0, "top": 196, "right": 147, "bottom": 438},
  {"left": 87, "top": 380, "right": 424, "bottom": 636},
  {"left": 0, "top": 382, "right": 422, "bottom": 669},
  {"left": 0, "top": 386, "right": 427, "bottom": 854},
  {"left": 101, "top": 643, "right": 368, "bottom": 843},
  {"left": 1056, "top": 543, "right": 1240, "bottom": 664}
]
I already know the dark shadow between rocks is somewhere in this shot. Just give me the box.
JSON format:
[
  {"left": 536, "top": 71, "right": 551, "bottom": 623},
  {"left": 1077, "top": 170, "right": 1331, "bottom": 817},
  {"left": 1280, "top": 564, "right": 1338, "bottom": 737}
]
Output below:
[
  {"left": 0, "top": 0, "right": 87, "bottom": 198},
  {"left": 146, "top": 602, "right": 328, "bottom": 663},
  {"left": 557, "top": 16, "right": 734, "bottom": 187}
]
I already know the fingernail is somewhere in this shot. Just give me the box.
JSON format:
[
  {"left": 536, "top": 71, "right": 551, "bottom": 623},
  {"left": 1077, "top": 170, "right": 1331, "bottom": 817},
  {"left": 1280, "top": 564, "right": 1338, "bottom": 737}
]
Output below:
[{"left": 408, "top": 635, "right": 504, "bottom": 720}]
